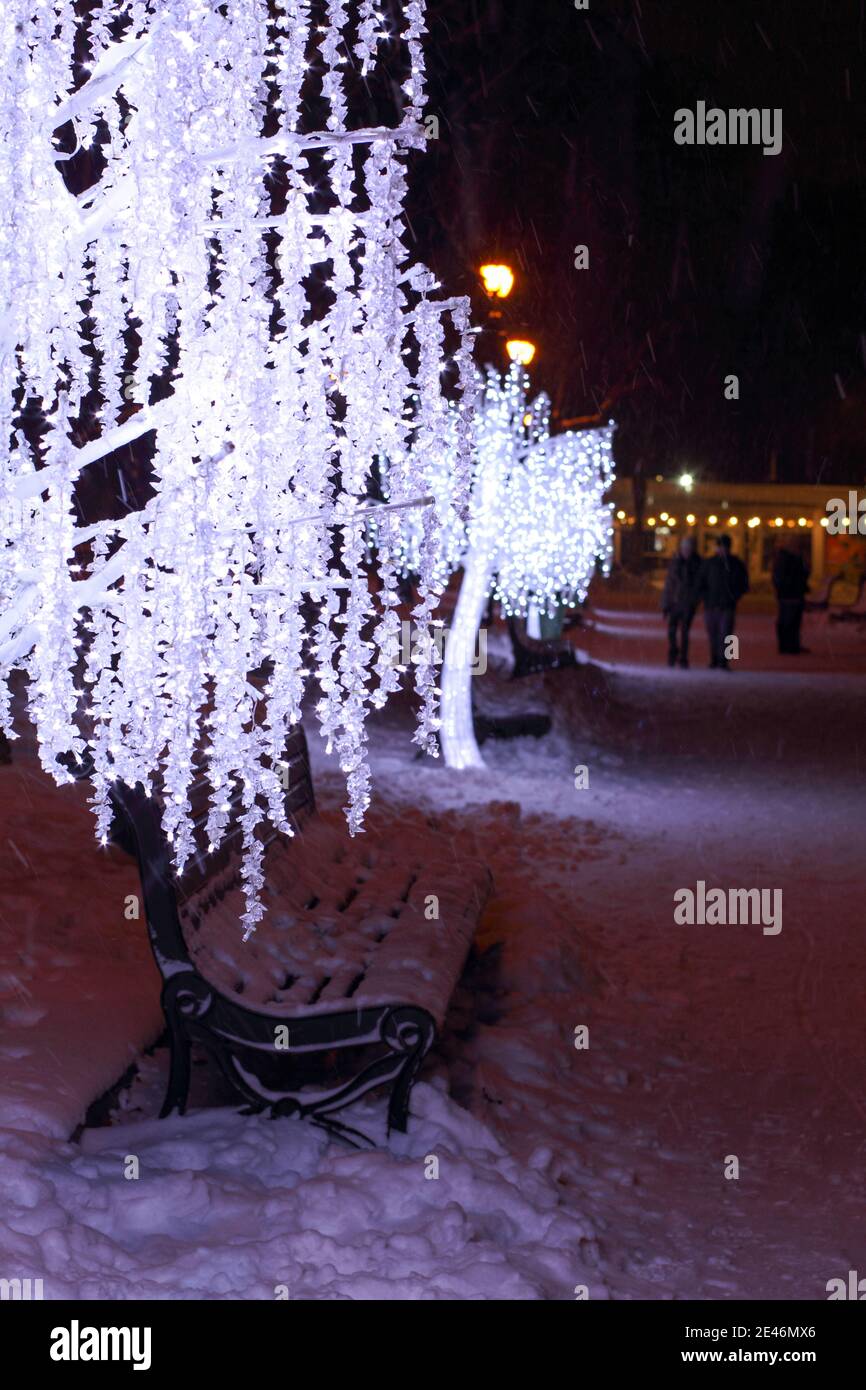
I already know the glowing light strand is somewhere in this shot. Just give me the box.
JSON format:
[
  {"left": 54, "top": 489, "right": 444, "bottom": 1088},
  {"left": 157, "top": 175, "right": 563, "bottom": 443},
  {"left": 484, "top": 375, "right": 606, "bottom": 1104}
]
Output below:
[
  {"left": 395, "top": 365, "right": 615, "bottom": 768},
  {"left": 0, "top": 0, "right": 472, "bottom": 933}
]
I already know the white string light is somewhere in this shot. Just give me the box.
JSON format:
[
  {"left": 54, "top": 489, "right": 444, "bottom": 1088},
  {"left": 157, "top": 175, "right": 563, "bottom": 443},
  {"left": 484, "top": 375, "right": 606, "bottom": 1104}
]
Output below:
[
  {"left": 0, "top": 0, "right": 473, "bottom": 933},
  {"left": 398, "top": 365, "right": 615, "bottom": 768}
]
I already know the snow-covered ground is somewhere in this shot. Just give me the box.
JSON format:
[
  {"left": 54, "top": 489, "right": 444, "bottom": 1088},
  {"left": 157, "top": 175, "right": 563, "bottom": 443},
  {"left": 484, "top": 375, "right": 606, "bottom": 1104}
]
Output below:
[
  {"left": 1, "top": 587, "right": 865, "bottom": 1299},
  {"left": 0, "top": 755, "right": 162, "bottom": 1141}
]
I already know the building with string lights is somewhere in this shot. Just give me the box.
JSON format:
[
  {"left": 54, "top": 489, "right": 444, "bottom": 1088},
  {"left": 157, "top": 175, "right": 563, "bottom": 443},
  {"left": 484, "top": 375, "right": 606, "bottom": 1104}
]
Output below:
[{"left": 608, "top": 478, "right": 866, "bottom": 590}]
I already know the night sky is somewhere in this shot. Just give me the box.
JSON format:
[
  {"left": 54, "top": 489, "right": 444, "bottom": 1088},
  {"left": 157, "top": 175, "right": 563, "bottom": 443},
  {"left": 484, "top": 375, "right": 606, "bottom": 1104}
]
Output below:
[{"left": 405, "top": 0, "right": 866, "bottom": 489}]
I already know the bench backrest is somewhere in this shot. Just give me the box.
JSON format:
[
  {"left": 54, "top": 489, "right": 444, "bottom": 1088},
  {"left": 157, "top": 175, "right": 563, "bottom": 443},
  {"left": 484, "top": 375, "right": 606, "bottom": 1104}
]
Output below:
[{"left": 109, "top": 727, "right": 315, "bottom": 974}]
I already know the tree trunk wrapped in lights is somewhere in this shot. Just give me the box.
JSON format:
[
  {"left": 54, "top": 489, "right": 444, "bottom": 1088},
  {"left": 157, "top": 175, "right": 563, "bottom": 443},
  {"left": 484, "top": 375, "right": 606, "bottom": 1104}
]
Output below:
[
  {"left": 0, "top": 0, "right": 473, "bottom": 933},
  {"left": 398, "top": 365, "right": 615, "bottom": 769}
]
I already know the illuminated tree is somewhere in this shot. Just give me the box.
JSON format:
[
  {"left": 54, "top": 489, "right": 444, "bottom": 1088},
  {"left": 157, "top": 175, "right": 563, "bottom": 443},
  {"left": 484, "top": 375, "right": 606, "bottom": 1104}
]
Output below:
[
  {"left": 399, "top": 366, "right": 614, "bottom": 769},
  {"left": 0, "top": 0, "right": 473, "bottom": 931}
]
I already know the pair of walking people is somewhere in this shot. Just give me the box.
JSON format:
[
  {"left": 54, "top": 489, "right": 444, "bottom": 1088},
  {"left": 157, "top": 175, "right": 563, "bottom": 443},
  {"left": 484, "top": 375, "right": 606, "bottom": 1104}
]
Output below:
[{"left": 662, "top": 534, "right": 749, "bottom": 669}]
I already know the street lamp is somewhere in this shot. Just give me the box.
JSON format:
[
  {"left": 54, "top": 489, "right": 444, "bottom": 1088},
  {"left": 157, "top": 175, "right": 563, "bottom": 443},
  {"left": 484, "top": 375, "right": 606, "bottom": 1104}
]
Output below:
[
  {"left": 506, "top": 338, "right": 536, "bottom": 366},
  {"left": 679, "top": 471, "right": 694, "bottom": 491},
  {"left": 479, "top": 263, "right": 515, "bottom": 299},
  {"left": 478, "top": 265, "right": 535, "bottom": 369}
]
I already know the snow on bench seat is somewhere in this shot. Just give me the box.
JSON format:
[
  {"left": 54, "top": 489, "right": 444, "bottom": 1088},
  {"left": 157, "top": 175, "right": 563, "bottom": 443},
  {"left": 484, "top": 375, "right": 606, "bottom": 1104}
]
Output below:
[{"left": 182, "top": 811, "right": 489, "bottom": 1030}]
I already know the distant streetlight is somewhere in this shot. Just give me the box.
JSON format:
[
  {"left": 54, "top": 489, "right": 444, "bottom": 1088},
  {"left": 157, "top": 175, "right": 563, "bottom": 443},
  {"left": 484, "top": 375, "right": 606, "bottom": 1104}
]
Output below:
[
  {"left": 479, "top": 263, "right": 515, "bottom": 299},
  {"left": 506, "top": 338, "right": 536, "bottom": 366},
  {"left": 679, "top": 471, "right": 694, "bottom": 491}
]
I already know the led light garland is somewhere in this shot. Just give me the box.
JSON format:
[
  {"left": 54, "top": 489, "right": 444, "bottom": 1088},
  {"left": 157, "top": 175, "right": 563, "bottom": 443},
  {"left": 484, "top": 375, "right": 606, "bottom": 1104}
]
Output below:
[
  {"left": 0, "top": 0, "right": 473, "bottom": 933},
  {"left": 398, "top": 365, "right": 615, "bottom": 768}
]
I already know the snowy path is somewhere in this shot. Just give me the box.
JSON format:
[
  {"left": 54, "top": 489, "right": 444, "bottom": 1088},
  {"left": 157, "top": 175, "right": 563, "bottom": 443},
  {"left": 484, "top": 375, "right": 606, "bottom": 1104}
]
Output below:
[
  {"left": 1, "top": 592, "right": 864, "bottom": 1299},
  {"left": 358, "top": 593, "right": 866, "bottom": 1299}
]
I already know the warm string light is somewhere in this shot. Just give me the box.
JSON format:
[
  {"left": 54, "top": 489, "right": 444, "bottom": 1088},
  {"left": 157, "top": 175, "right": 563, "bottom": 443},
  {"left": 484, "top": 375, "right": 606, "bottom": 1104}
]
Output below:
[{"left": 0, "top": 0, "right": 473, "bottom": 933}]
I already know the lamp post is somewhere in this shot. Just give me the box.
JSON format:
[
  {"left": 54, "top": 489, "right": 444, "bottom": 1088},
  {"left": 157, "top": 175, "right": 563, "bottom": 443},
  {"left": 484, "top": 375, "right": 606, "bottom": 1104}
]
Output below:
[
  {"left": 477, "top": 262, "right": 536, "bottom": 373},
  {"left": 477, "top": 264, "right": 538, "bottom": 369},
  {"left": 475, "top": 264, "right": 525, "bottom": 630}
]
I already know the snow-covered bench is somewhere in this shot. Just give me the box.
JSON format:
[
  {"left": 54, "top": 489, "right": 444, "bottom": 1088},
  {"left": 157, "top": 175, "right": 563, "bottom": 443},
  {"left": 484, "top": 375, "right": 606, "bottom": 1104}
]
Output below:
[
  {"left": 828, "top": 576, "right": 866, "bottom": 624},
  {"left": 804, "top": 571, "right": 842, "bottom": 612},
  {"left": 108, "top": 728, "right": 491, "bottom": 1146},
  {"left": 507, "top": 617, "right": 578, "bottom": 679}
]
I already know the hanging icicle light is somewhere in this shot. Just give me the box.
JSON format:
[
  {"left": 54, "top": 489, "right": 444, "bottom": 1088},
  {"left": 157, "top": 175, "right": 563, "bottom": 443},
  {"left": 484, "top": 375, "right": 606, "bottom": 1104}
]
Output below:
[{"left": 0, "top": 0, "right": 473, "bottom": 932}]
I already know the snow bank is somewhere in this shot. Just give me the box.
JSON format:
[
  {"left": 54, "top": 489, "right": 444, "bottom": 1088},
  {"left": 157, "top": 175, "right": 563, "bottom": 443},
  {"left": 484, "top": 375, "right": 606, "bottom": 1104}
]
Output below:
[{"left": 0, "top": 1079, "right": 602, "bottom": 1300}]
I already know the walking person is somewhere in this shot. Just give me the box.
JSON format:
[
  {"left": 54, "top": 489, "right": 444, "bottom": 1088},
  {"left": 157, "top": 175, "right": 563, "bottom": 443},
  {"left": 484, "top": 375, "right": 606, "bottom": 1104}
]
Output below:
[
  {"left": 698, "top": 533, "right": 750, "bottom": 669},
  {"left": 661, "top": 535, "right": 702, "bottom": 668},
  {"left": 772, "top": 541, "right": 809, "bottom": 654}
]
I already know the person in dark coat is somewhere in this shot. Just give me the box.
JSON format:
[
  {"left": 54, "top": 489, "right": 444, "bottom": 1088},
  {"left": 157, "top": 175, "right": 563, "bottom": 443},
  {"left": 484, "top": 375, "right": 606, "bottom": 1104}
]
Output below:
[
  {"left": 698, "top": 534, "right": 750, "bottom": 669},
  {"left": 661, "top": 536, "right": 702, "bottom": 668},
  {"left": 772, "top": 542, "right": 809, "bottom": 654}
]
